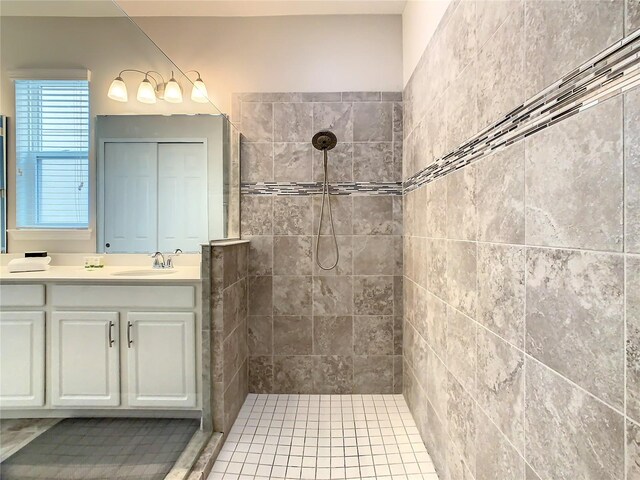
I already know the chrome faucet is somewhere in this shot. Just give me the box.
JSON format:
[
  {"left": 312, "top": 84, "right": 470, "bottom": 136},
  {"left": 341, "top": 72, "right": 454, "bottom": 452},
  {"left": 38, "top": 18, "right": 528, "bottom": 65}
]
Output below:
[
  {"left": 166, "top": 249, "right": 182, "bottom": 268},
  {"left": 151, "top": 252, "right": 166, "bottom": 269},
  {"left": 151, "top": 249, "right": 182, "bottom": 269}
]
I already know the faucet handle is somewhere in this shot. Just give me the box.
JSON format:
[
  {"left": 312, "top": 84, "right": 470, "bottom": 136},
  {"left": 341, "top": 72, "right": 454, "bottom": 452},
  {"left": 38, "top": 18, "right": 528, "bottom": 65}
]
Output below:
[
  {"left": 151, "top": 251, "right": 165, "bottom": 269},
  {"left": 165, "top": 249, "right": 182, "bottom": 269}
]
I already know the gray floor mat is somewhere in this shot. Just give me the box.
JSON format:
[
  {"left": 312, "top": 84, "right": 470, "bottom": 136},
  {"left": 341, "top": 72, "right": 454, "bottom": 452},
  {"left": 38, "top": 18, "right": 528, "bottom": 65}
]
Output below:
[{"left": 0, "top": 417, "right": 199, "bottom": 480}]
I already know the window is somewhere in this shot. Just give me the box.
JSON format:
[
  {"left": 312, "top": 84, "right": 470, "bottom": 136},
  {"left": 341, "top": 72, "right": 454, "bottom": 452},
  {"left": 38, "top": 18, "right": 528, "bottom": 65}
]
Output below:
[{"left": 15, "top": 80, "right": 89, "bottom": 228}]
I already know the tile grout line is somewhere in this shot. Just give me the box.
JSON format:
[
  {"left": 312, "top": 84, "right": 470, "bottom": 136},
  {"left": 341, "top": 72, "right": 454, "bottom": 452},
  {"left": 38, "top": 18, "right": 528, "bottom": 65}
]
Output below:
[
  {"left": 473, "top": 163, "right": 480, "bottom": 480},
  {"left": 405, "top": 353, "right": 519, "bottom": 480},
  {"left": 522, "top": 119, "right": 529, "bottom": 480},
  {"left": 406, "top": 213, "right": 634, "bottom": 256},
  {"left": 403, "top": 280, "right": 592, "bottom": 480},
  {"left": 623, "top": 78, "right": 628, "bottom": 480},
  {"left": 403, "top": 357, "right": 478, "bottom": 479},
  {"left": 405, "top": 270, "right": 628, "bottom": 421},
  {"left": 271, "top": 160, "right": 276, "bottom": 391}
]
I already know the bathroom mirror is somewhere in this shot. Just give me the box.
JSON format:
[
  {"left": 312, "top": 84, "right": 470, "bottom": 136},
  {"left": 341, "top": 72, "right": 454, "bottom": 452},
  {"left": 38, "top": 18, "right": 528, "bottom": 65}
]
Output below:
[
  {"left": 0, "top": 0, "right": 240, "bottom": 254},
  {"left": 96, "top": 114, "right": 229, "bottom": 253}
]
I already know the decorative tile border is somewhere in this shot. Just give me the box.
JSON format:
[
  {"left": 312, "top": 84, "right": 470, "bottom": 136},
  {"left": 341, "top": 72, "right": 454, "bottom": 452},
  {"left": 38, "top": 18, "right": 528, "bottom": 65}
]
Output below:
[
  {"left": 404, "top": 28, "right": 640, "bottom": 193},
  {"left": 241, "top": 181, "right": 403, "bottom": 196}
]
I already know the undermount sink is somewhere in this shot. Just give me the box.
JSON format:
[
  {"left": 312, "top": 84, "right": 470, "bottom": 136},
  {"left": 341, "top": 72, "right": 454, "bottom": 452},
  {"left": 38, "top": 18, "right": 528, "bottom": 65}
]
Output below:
[{"left": 111, "top": 269, "right": 176, "bottom": 277}]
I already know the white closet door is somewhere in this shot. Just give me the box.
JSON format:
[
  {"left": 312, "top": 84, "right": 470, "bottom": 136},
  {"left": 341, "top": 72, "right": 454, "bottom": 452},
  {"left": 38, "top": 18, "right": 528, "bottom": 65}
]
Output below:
[
  {"left": 0, "top": 312, "right": 45, "bottom": 407},
  {"left": 157, "top": 143, "right": 208, "bottom": 253},
  {"left": 104, "top": 142, "right": 158, "bottom": 253}
]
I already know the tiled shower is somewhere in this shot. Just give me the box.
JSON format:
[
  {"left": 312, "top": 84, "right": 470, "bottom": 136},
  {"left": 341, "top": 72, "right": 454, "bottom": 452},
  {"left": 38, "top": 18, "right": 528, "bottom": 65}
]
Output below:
[
  {"left": 207, "top": 1, "right": 640, "bottom": 479},
  {"left": 401, "top": 1, "right": 639, "bottom": 479},
  {"left": 233, "top": 93, "right": 405, "bottom": 395}
]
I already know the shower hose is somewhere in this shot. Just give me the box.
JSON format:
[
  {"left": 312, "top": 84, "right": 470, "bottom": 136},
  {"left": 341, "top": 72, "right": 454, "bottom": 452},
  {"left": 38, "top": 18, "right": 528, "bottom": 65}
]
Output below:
[{"left": 315, "top": 148, "right": 339, "bottom": 270}]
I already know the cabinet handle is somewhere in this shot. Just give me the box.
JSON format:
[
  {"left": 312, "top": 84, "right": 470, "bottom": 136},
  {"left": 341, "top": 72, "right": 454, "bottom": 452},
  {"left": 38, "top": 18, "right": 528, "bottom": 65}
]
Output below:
[
  {"left": 127, "top": 321, "right": 133, "bottom": 348},
  {"left": 108, "top": 321, "right": 115, "bottom": 347}
]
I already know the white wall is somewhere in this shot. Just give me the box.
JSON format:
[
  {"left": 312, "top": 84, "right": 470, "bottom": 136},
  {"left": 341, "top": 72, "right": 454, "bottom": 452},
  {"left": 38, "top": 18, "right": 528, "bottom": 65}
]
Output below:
[
  {"left": 402, "top": 0, "right": 450, "bottom": 86},
  {"left": 133, "top": 14, "right": 404, "bottom": 113}
]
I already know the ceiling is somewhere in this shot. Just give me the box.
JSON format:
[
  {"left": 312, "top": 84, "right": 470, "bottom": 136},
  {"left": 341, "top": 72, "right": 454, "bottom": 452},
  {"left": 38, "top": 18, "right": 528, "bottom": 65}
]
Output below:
[
  {"left": 0, "top": 0, "right": 408, "bottom": 17},
  {"left": 120, "top": 0, "right": 408, "bottom": 16}
]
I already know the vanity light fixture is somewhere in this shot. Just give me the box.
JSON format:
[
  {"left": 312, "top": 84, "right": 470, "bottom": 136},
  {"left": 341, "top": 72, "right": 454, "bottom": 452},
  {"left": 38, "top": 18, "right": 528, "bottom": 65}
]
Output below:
[
  {"left": 136, "top": 76, "right": 158, "bottom": 104},
  {"left": 107, "top": 76, "right": 128, "bottom": 102},
  {"left": 163, "top": 71, "right": 183, "bottom": 103},
  {"left": 107, "top": 69, "right": 164, "bottom": 103},
  {"left": 107, "top": 69, "right": 210, "bottom": 104},
  {"left": 187, "top": 70, "right": 209, "bottom": 103}
]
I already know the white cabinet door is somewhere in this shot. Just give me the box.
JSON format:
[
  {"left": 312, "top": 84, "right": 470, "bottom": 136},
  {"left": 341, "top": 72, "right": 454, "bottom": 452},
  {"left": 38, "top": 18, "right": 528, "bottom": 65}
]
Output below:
[
  {"left": 157, "top": 143, "right": 208, "bottom": 253},
  {"left": 104, "top": 142, "right": 158, "bottom": 253},
  {"left": 127, "top": 312, "right": 196, "bottom": 407},
  {"left": 51, "top": 311, "right": 120, "bottom": 407},
  {"left": 0, "top": 312, "right": 45, "bottom": 407}
]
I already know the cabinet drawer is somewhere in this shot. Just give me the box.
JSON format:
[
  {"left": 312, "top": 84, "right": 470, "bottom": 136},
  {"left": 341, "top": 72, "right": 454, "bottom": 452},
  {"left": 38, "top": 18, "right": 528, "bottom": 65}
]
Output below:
[
  {"left": 0, "top": 284, "right": 45, "bottom": 307},
  {"left": 50, "top": 285, "right": 195, "bottom": 309}
]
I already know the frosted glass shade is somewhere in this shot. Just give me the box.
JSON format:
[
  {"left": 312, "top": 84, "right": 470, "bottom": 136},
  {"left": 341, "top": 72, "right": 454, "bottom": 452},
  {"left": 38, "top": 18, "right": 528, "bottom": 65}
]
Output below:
[
  {"left": 191, "top": 79, "right": 209, "bottom": 103},
  {"left": 164, "top": 78, "right": 183, "bottom": 103},
  {"left": 136, "top": 78, "right": 157, "bottom": 104},
  {"left": 107, "top": 77, "right": 128, "bottom": 102}
]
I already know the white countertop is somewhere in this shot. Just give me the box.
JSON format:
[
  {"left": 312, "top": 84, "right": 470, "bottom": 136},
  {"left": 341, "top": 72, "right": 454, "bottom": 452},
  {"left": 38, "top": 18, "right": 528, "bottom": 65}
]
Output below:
[
  {"left": 0, "top": 253, "right": 202, "bottom": 283},
  {"left": 0, "top": 266, "right": 201, "bottom": 283}
]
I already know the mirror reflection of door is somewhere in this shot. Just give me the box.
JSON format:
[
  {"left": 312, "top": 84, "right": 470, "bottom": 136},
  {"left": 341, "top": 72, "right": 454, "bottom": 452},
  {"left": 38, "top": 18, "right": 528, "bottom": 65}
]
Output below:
[
  {"left": 104, "top": 142, "right": 207, "bottom": 253},
  {"left": 157, "top": 143, "right": 208, "bottom": 252}
]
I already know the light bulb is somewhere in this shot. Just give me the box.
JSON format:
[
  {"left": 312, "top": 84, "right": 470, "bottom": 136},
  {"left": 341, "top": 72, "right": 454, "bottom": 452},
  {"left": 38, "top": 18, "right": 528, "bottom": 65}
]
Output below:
[
  {"left": 136, "top": 78, "right": 157, "bottom": 104},
  {"left": 164, "top": 74, "right": 183, "bottom": 103},
  {"left": 191, "top": 77, "right": 209, "bottom": 103},
  {"left": 107, "top": 76, "right": 128, "bottom": 102}
]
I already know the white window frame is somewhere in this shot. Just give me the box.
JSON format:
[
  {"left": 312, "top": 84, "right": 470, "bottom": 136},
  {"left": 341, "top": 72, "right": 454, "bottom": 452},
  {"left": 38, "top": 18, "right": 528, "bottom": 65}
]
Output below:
[{"left": 9, "top": 69, "right": 92, "bottom": 241}]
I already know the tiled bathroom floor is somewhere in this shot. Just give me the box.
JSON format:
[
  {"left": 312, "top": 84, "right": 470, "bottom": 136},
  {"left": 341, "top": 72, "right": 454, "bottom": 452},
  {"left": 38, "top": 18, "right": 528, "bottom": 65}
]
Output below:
[{"left": 208, "top": 394, "right": 439, "bottom": 480}]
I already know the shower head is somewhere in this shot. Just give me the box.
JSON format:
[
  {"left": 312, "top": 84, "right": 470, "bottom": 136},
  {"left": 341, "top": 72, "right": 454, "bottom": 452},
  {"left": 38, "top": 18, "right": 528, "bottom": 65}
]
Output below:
[
  {"left": 312, "top": 130, "right": 337, "bottom": 151},
  {"left": 313, "top": 129, "right": 339, "bottom": 270}
]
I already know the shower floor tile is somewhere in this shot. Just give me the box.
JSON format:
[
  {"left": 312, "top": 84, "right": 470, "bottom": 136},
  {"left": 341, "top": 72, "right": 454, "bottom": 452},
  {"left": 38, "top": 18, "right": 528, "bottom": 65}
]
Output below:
[{"left": 208, "top": 394, "right": 439, "bottom": 480}]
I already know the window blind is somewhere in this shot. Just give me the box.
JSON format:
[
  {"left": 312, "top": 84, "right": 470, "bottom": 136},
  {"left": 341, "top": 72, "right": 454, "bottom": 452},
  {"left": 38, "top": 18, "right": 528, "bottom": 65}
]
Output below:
[{"left": 15, "top": 79, "right": 89, "bottom": 228}]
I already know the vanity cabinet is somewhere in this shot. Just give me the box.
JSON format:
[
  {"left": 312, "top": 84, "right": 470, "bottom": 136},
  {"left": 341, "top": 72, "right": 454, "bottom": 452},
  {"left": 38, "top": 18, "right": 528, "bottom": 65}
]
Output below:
[
  {"left": 0, "top": 282, "right": 201, "bottom": 413},
  {"left": 0, "top": 312, "right": 45, "bottom": 407},
  {"left": 50, "top": 311, "right": 120, "bottom": 407},
  {"left": 127, "top": 312, "right": 196, "bottom": 408}
]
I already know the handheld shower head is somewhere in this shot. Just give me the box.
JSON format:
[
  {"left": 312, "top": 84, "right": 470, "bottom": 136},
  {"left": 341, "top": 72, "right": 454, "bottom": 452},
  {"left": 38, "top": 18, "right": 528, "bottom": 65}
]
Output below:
[
  {"left": 313, "top": 130, "right": 339, "bottom": 270},
  {"left": 312, "top": 130, "right": 337, "bottom": 151}
]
